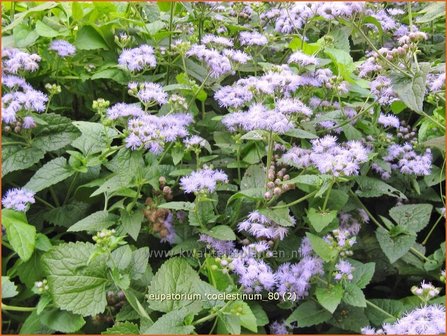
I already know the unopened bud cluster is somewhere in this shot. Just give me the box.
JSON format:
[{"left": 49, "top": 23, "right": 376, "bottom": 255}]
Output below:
[
  {"left": 169, "top": 94, "right": 188, "bottom": 112},
  {"left": 144, "top": 197, "right": 172, "bottom": 240},
  {"left": 34, "top": 279, "right": 49, "bottom": 294},
  {"left": 411, "top": 281, "right": 441, "bottom": 303},
  {"left": 114, "top": 32, "right": 133, "bottom": 49},
  {"left": 325, "top": 229, "right": 356, "bottom": 257},
  {"left": 264, "top": 161, "right": 294, "bottom": 200},
  {"left": 93, "top": 229, "right": 117, "bottom": 251},
  {"left": 212, "top": 256, "right": 233, "bottom": 274},
  {"left": 45, "top": 83, "right": 61, "bottom": 95}
]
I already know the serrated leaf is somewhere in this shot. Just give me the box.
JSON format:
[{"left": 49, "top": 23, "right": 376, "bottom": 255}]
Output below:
[
  {"left": 24, "top": 157, "right": 75, "bottom": 193},
  {"left": 39, "top": 309, "right": 85, "bottom": 333},
  {"left": 68, "top": 210, "right": 117, "bottom": 232},
  {"left": 227, "top": 301, "right": 257, "bottom": 332},
  {"left": 2, "top": 209, "right": 36, "bottom": 261},
  {"left": 286, "top": 300, "right": 332, "bottom": 327},
  {"left": 44, "top": 201, "right": 90, "bottom": 227},
  {"left": 72, "top": 121, "right": 117, "bottom": 155},
  {"left": 258, "top": 207, "right": 295, "bottom": 227},
  {"left": 103, "top": 322, "right": 139, "bottom": 334},
  {"left": 355, "top": 176, "right": 407, "bottom": 199},
  {"left": 240, "top": 164, "right": 265, "bottom": 190},
  {"left": 142, "top": 306, "right": 196, "bottom": 334},
  {"left": 75, "top": 25, "right": 109, "bottom": 50},
  {"left": 316, "top": 284, "right": 344, "bottom": 313},
  {"left": 365, "top": 299, "right": 402, "bottom": 325},
  {"left": 42, "top": 242, "right": 108, "bottom": 316},
  {"left": 329, "top": 304, "right": 369, "bottom": 332},
  {"left": 158, "top": 202, "right": 195, "bottom": 211},
  {"left": 284, "top": 128, "right": 318, "bottom": 139},
  {"left": 129, "top": 247, "right": 150, "bottom": 280},
  {"left": 350, "top": 261, "right": 375, "bottom": 289},
  {"left": 343, "top": 283, "right": 366, "bottom": 307},
  {"left": 121, "top": 209, "right": 144, "bottom": 241},
  {"left": 200, "top": 225, "right": 236, "bottom": 241},
  {"left": 2, "top": 276, "right": 18, "bottom": 298},
  {"left": 306, "top": 232, "right": 337, "bottom": 262},
  {"left": 389, "top": 204, "right": 433, "bottom": 233},
  {"left": 375, "top": 227, "right": 416, "bottom": 263},
  {"left": 307, "top": 208, "right": 337, "bottom": 232},
  {"left": 2, "top": 144, "right": 45, "bottom": 177},
  {"left": 391, "top": 65, "right": 429, "bottom": 113}
]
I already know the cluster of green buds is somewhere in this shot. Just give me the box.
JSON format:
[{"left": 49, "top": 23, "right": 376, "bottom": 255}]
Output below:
[
  {"left": 34, "top": 279, "right": 49, "bottom": 294},
  {"left": 212, "top": 256, "right": 233, "bottom": 274},
  {"left": 84, "top": 64, "right": 96, "bottom": 73},
  {"left": 440, "top": 270, "right": 445, "bottom": 283},
  {"left": 172, "top": 40, "right": 191, "bottom": 56},
  {"left": 411, "top": 281, "right": 441, "bottom": 303},
  {"left": 92, "top": 229, "right": 124, "bottom": 252},
  {"left": 92, "top": 98, "right": 110, "bottom": 120},
  {"left": 169, "top": 94, "right": 188, "bottom": 112},
  {"left": 326, "top": 229, "right": 356, "bottom": 258},
  {"left": 45, "top": 83, "right": 62, "bottom": 96},
  {"left": 114, "top": 32, "right": 133, "bottom": 49}
]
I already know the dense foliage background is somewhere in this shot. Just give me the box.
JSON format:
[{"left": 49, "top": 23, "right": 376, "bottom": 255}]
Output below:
[{"left": 1, "top": 1, "right": 446, "bottom": 334}]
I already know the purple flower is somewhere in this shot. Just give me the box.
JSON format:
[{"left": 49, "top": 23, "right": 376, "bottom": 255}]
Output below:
[
  {"left": 183, "top": 135, "right": 208, "bottom": 150},
  {"left": 2, "top": 75, "right": 31, "bottom": 90},
  {"left": 384, "top": 143, "right": 431, "bottom": 176},
  {"left": 222, "top": 49, "right": 251, "bottom": 64},
  {"left": 239, "top": 31, "right": 268, "bottom": 46},
  {"left": 282, "top": 136, "right": 370, "bottom": 176},
  {"left": 49, "top": 40, "right": 76, "bottom": 57},
  {"left": 130, "top": 82, "right": 168, "bottom": 106},
  {"left": 427, "top": 73, "right": 445, "bottom": 92},
  {"left": 199, "top": 234, "right": 235, "bottom": 255},
  {"left": 160, "top": 212, "right": 176, "bottom": 244},
  {"left": 118, "top": 44, "right": 156, "bottom": 72},
  {"left": 2, "top": 88, "right": 48, "bottom": 124},
  {"left": 358, "top": 57, "right": 382, "bottom": 78},
  {"left": 22, "top": 116, "right": 36, "bottom": 129},
  {"left": 378, "top": 113, "right": 400, "bottom": 128},
  {"left": 180, "top": 167, "right": 228, "bottom": 194},
  {"left": 361, "top": 305, "right": 445, "bottom": 335},
  {"left": 288, "top": 50, "right": 318, "bottom": 66},
  {"left": 125, "top": 113, "right": 193, "bottom": 153},
  {"left": 214, "top": 85, "right": 253, "bottom": 109},
  {"left": 237, "top": 211, "right": 294, "bottom": 241},
  {"left": 370, "top": 75, "right": 398, "bottom": 106},
  {"left": 275, "top": 98, "right": 312, "bottom": 116},
  {"left": 2, "top": 188, "right": 35, "bottom": 212},
  {"left": 334, "top": 260, "right": 354, "bottom": 281},
  {"left": 202, "top": 34, "right": 233, "bottom": 48},
  {"left": 269, "top": 321, "right": 290, "bottom": 335},
  {"left": 186, "top": 44, "right": 233, "bottom": 78},
  {"left": 106, "top": 103, "right": 144, "bottom": 120},
  {"left": 2, "top": 48, "right": 41, "bottom": 73}
]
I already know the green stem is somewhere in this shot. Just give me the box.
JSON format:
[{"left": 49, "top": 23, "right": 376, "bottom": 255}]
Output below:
[
  {"left": 422, "top": 215, "right": 444, "bottom": 245},
  {"left": 265, "top": 131, "right": 274, "bottom": 188},
  {"left": 273, "top": 190, "right": 318, "bottom": 209},
  {"left": 35, "top": 195, "right": 55, "bottom": 209},
  {"left": 365, "top": 300, "right": 396, "bottom": 319},
  {"left": 188, "top": 73, "right": 211, "bottom": 118},
  {"left": 192, "top": 300, "right": 232, "bottom": 326},
  {"left": 195, "top": 151, "right": 201, "bottom": 170},
  {"left": 49, "top": 187, "right": 60, "bottom": 207},
  {"left": 236, "top": 143, "right": 242, "bottom": 184},
  {"left": 166, "top": 2, "right": 175, "bottom": 85},
  {"left": 2, "top": 304, "right": 36, "bottom": 312},
  {"left": 407, "top": 3, "right": 420, "bottom": 72},
  {"left": 63, "top": 172, "right": 78, "bottom": 204},
  {"left": 322, "top": 180, "right": 334, "bottom": 212},
  {"left": 3, "top": 141, "right": 29, "bottom": 146}
]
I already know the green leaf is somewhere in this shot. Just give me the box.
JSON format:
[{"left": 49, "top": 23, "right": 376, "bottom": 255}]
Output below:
[
  {"left": 44, "top": 201, "right": 90, "bottom": 227},
  {"left": 416, "top": 2, "right": 446, "bottom": 23},
  {"left": 171, "top": 146, "right": 184, "bottom": 165},
  {"left": 14, "top": 23, "right": 39, "bottom": 47},
  {"left": 103, "top": 322, "right": 140, "bottom": 334},
  {"left": 286, "top": 300, "right": 332, "bottom": 327},
  {"left": 2, "top": 144, "right": 44, "bottom": 177},
  {"left": 142, "top": 306, "right": 196, "bottom": 334},
  {"left": 20, "top": 311, "right": 53, "bottom": 334},
  {"left": 2, "top": 209, "right": 36, "bottom": 261},
  {"left": 355, "top": 176, "right": 407, "bottom": 199},
  {"left": 391, "top": 65, "right": 429, "bottom": 113},
  {"left": 42, "top": 242, "right": 108, "bottom": 316},
  {"left": 307, "top": 208, "right": 337, "bottom": 232},
  {"left": 240, "top": 164, "right": 265, "bottom": 190},
  {"left": 350, "top": 261, "right": 375, "bottom": 289},
  {"left": 284, "top": 128, "right": 318, "bottom": 139},
  {"left": 343, "top": 283, "right": 366, "bottom": 307},
  {"left": 2, "top": 276, "right": 18, "bottom": 298},
  {"left": 110, "top": 246, "right": 133, "bottom": 271},
  {"left": 39, "top": 309, "right": 85, "bottom": 333},
  {"left": 248, "top": 303, "right": 269, "bottom": 326},
  {"left": 121, "top": 209, "right": 144, "bottom": 241},
  {"left": 33, "top": 113, "right": 80, "bottom": 152},
  {"left": 286, "top": 174, "right": 322, "bottom": 187},
  {"left": 68, "top": 210, "right": 117, "bottom": 232},
  {"left": 423, "top": 136, "right": 445, "bottom": 152},
  {"left": 158, "top": 202, "right": 195, "bottom": 211},
  {"left": 72, "top": 121, "right": 118, "bottom": 155},
  {"left": 147, "top": 258, "right": 202, "bottom": 313},
  {"left": 375, "top": 226, "right": 416, "bottom": 263},
  {"left": 24, "top": 157, "right": 75, "bottom": 193},
  {"left": 389, "top": 204, "right": 433, "bottom": 233},
  {"left": 258, "top": 207, "right": 295, "bottom": 227},
  {"left": 200, "top": 225, "right": 236, "bottom": 241},
  {"left": 218, "top": 314, "right": 241, "bottom": 335},
  {"left": 75, "top": 25, "right": 109, "bottom": 50},
  {"left": 329, "top": 304, "right": 369, "bottom": 332},
  {"left": 35, "top": 20, "right": 60, "bottom": 37},
  {"left": 365, "top": 299, "right": 402, "bottom": 325},
  {"left": 315, "top": 284, "right": 344, "bottom": 313},
  {"left": 227, "top": 301, "right": 257, "bottom": 332},
  {"left": 129, "top": 247, "right": 150, "bottom": 280},
  {"left": 306, "top": 233, "right": 337, "bottom": 262},
  {"left": 123, "top": 288, "right": 153, "bottom": 322}
]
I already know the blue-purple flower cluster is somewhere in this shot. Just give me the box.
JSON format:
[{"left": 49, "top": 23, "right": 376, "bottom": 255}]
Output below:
[
  {"left": 199, "top": 234, "right": 235, "bottom": 256},
  {"left": 2, "top": 188, "right": 35, "bottom": 212},
  {"left": 361, "top": 304, "right": 445, "bottom": 335},
  {"left": 125, "top": 113, "right": 193, "bottom": 153},
  {"left": 282, "top": 135, "right": 370, "bottom": 176},
  {"left": 384, "top": 143, "right": 432, "bottom": 176},
  {"left": 118, "top": 44, "right": 156, "bottom": 72},
  {"left": 237, "top": 211, "right": 293, "bottom": 241},
  {"left": 49, "top": 40, "right": 76, "bottom": 57},
  {"left": 180, "top": 167, "right": 229, "bottom": 194}
]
